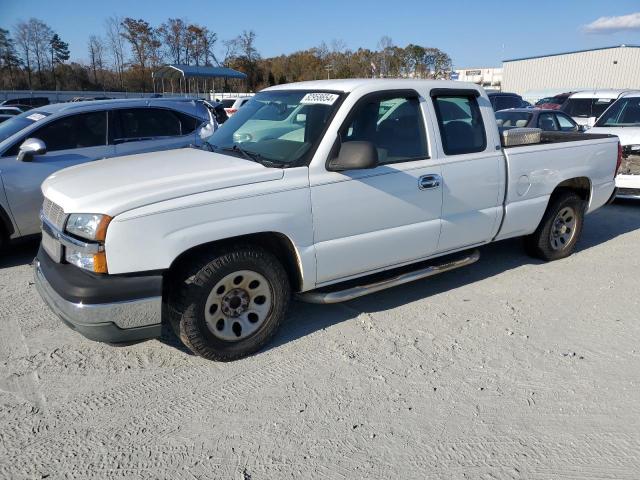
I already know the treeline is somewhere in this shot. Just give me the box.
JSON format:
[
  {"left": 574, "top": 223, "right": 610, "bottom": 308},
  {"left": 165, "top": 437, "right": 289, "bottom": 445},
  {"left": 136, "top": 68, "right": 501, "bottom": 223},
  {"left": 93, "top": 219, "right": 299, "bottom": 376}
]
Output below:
[{"left": 0, "top": 18, "right": 452, "bottom": 93}]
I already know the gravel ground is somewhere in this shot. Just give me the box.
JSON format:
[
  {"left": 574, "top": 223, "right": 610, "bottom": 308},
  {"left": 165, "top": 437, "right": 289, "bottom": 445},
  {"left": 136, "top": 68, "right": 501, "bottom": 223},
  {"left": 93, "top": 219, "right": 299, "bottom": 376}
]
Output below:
[{"left": 1, "top": 201, "right": 640, "bottom": 479}]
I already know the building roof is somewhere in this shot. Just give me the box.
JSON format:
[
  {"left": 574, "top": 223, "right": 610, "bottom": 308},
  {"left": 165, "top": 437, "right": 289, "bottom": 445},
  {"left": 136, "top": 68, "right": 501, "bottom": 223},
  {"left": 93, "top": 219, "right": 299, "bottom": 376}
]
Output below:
[
  {"left": 504, "top": 44, "right": 640, "bottom": 63},
  {"left": 153, "top": 64, "right": 247, "bottom": 80}
]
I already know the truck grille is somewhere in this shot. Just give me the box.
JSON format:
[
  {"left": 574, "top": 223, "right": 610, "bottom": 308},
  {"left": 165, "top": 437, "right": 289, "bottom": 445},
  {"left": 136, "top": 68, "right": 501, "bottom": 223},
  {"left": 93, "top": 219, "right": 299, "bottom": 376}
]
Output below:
[{"left": 42, "top": 198, "right": 67, "bottom": 231}]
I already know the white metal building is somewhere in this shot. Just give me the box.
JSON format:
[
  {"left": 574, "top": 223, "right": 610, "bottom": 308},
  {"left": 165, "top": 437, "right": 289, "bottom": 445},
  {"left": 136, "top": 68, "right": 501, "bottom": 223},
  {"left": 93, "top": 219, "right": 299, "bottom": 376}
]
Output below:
[{"left": 502, "top": 45, "right": 640, "bottom": 96}]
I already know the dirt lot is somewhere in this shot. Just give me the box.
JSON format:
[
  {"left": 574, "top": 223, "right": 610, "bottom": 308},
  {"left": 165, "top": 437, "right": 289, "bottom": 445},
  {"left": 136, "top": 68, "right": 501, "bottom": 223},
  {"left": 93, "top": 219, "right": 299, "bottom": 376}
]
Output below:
[{"left": 1, "top": 201, "right": 640, "bottom": 479}]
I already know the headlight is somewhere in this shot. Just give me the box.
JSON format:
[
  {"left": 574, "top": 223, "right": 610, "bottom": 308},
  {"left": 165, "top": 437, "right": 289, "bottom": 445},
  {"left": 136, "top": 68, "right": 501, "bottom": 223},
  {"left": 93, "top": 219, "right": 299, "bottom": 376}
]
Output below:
[{"left": 65, "top": 213, "right": 112, "bottom": 241}]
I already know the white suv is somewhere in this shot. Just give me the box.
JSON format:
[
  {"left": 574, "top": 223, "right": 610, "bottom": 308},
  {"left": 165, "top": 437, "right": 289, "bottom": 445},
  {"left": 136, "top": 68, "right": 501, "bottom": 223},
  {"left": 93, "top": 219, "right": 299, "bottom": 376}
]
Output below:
[{"left": 561, "top": 90, "right": 638, "bottom": 127}]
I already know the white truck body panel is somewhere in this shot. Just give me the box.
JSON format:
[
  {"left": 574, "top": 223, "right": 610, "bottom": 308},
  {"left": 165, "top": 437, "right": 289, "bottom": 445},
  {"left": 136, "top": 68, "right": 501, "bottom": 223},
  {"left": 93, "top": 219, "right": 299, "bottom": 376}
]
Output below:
[{"left": 40, "top": 79, "right": 618, "bottom": 292}]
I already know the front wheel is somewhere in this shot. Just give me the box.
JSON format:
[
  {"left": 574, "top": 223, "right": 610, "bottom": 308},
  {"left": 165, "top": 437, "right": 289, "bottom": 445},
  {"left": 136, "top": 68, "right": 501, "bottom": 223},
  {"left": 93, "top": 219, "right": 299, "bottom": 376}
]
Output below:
[
  {"left": 169, "top": 246, "right": 290, "bottom": 361},
  {"left": 524, "top": 191, "right": 585, "bottom": 261}
]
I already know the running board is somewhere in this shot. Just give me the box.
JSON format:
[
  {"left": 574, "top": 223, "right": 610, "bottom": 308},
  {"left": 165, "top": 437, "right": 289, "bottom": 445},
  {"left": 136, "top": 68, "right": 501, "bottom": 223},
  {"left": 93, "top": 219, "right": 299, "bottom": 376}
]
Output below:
[{"left": 297, "top": 250, "right": 480, "bottom": 304}]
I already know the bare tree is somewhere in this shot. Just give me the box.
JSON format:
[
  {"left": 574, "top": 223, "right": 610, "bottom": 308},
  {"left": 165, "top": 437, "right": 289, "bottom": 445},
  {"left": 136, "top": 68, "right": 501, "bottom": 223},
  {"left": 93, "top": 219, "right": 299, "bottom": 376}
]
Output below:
[
  {"left": 28, "top": 18, "right": 54, "bottom": 87},
  {"left": 120, "top": 18, "right": 160, "bottom": 91},
  {"left": 13, "top": 21, "right": 32, "bottom": 88},
  {"left": 105, "top": 16, "right": 126, "bottom": 90},
  {"left": 226, "top": 30, "right": 261, "bottom": 89},
  {"left": 159, "top": 18, "right": 186, "bottom": 64},
  {"left": 88, "top": 35, "right": 105, "bottom": 86},
  {"left": 377, "top": 36, "right": 394, "bottom": 77}
]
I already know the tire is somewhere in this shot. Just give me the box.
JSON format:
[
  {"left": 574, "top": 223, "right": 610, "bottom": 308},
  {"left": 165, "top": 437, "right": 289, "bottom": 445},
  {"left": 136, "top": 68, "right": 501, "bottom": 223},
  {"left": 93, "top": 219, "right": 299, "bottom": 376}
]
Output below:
[
  {"left": 523, "top": 191, "right": 585, "bottom": 261},
  {"left": 168, "top": 245, "right": 290, "bottom": 361}
]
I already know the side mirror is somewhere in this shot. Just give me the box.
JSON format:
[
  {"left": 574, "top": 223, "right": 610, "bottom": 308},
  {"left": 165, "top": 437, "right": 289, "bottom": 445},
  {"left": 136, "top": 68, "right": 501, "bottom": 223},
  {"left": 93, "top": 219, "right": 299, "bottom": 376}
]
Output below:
[
  {"left": 196, "top": 121, "right": 216, "bottom": 142},
  {"left": 17, "top": 138, "right": 46, "bottom": 162},
  {"left": 577, "top": 124, "right": 588, "bottom": 132},
  {"left": 327, "top": 141, "right": 379, "bottom": 172}
]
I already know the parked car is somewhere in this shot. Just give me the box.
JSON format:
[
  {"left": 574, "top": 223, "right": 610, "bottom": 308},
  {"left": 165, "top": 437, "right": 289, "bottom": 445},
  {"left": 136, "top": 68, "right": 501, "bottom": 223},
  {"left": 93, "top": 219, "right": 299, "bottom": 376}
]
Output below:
[
  {"left": 2, "top": 97, "right": 50, "bottom": 108},
  {"left": 0, "top": 98, "right": 215, "bottom": 247},
  {"left": 560, "top": 90, "right": 638, "bottom": 127},
  {"left": 486, "top": 91, "right": 527, "bottom": 111},
  {"left": 496, "top": 108, "right": 584, "bottom": 132},
  {"left": 0, "top": 106, "right": 26, "bottom": 116},
  {"left": 588, "top": 92, "right": 640, "bottom": 199},
  {"left": 535, "top": 92, "right": 573, "bottom": 110},
  {"left": 220, "top": 97, "right": 251, "bottom": 116},
  {"left": 33, "top": 79, "right": 619, "bottom": 360}
]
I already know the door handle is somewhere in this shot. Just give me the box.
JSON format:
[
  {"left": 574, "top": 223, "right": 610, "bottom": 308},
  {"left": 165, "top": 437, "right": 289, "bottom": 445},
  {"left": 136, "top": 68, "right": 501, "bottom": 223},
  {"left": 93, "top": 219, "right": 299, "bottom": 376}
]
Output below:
[{"left": 419, "top": 174, "right": 441, "bottom": 190}]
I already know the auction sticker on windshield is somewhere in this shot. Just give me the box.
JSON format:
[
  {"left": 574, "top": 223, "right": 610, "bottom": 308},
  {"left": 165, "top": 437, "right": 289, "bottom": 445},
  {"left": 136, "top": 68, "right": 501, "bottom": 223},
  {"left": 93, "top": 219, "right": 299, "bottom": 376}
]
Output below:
[
  {"left": 300, "top": 93, "right": 339, "bottom": 105},
  {"left": 26, "top": 113, "right": 46, "bottom": 121}
]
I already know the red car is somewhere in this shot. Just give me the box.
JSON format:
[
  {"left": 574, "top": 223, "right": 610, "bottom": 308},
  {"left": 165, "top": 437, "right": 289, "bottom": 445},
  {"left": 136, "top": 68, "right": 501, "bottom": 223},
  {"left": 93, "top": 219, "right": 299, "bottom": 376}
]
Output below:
[{"left": 535, "top": 92, "right": 573, "bottom": 110}]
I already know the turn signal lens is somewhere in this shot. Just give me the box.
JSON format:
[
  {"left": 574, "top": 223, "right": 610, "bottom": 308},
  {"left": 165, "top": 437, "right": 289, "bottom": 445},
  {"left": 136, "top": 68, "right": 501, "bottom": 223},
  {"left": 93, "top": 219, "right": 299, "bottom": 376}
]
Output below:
[{"left": 92, "top": 251, "right": 108, "bottom": 274}]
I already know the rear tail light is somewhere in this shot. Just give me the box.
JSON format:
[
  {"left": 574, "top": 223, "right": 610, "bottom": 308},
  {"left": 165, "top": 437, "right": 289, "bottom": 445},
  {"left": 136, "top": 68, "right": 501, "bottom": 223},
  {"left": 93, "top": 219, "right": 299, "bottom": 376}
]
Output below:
[
  {"left": 225, "top": 108, "right": 237, "bottom": 115},
  {"left": 615, "top": 142, "right": 623, "bottom": 176}
]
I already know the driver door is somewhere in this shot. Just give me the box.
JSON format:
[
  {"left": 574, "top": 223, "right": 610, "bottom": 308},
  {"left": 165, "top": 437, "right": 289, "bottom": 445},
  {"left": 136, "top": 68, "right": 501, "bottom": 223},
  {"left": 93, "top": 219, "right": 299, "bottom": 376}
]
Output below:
[
  {"left": 1, "top": 111, "right": 113, "bottom": 235},
  {"left": 309, "top": 91, "right": 443, "bottom": 285}
]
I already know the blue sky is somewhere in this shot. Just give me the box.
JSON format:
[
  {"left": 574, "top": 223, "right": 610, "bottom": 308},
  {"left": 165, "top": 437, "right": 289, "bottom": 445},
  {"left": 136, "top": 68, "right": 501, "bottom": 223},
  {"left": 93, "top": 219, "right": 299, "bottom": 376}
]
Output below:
[{"left": 1, "top": 0, "right": 639, "bottom": 67}]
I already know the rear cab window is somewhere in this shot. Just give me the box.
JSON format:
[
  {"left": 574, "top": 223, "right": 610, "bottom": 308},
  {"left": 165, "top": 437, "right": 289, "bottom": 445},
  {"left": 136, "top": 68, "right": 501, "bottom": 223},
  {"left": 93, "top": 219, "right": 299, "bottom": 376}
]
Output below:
[{"left": 431, "top": 91, "right": 487, "bottom": 155}]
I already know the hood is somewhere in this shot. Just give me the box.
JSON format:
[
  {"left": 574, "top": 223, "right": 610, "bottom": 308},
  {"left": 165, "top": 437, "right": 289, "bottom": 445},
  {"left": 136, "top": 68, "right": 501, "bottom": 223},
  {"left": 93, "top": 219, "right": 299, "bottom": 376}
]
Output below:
[
  {"left": 42, "top": 148, "right": 284, "bottom": 216},
  {"left": 587, "top": 126, "right": 640, "bottom": 146}
]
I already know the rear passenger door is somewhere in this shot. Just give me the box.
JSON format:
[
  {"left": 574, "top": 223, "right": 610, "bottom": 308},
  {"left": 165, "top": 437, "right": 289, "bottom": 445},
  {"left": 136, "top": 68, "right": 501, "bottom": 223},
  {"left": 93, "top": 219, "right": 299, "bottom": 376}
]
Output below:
[
  {"left": 430, "top": 90, "right": 504, "bottom": 253},
  {"left": 113, "top": 107, "right": 200, "bottom": 156}
]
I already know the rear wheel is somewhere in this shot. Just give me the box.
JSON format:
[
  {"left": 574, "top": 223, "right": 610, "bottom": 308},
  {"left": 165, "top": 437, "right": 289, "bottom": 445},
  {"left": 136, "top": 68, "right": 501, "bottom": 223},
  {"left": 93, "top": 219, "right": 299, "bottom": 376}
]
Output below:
[
  {"left": 169, "top": 246, "right": 290, "bottom": 361},
  {"left": 524, "top": 191, "right": 585, "bottom": 261}
]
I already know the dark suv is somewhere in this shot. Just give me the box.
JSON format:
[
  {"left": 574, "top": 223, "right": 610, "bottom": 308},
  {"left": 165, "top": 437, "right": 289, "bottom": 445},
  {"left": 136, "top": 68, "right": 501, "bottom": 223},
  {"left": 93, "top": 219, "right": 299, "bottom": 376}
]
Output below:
[{"left": 487, "top": 92, "right": 527, "bottom": 111}]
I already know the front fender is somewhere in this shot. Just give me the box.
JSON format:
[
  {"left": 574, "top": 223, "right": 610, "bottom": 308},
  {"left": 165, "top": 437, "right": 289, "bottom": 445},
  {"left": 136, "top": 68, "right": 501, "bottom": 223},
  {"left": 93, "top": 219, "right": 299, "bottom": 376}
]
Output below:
[{"left": 104, "top": 183, "right": 316, "bottom": 290}]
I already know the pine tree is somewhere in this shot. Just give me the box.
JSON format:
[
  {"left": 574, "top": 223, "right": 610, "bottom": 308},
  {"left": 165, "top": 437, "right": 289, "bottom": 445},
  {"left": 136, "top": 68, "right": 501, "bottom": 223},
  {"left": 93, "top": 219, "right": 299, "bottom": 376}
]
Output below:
[{"left": 50, "top": 33, "right": 70, "bottom": 89}]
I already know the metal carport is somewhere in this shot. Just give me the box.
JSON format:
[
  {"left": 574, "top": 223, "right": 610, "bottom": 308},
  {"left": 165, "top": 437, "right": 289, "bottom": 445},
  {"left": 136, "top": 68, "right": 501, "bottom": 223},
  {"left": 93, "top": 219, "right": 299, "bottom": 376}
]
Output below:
[{"left": 152, "top": 64, "right": 248, "bottom": 97}]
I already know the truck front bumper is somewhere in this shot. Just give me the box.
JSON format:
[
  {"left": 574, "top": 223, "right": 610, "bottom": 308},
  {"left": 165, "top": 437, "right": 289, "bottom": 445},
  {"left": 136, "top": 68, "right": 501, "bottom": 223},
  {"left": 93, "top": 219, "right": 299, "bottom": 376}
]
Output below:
[{"left": 34, "top": 247, "right": 162, "bottom": 343}]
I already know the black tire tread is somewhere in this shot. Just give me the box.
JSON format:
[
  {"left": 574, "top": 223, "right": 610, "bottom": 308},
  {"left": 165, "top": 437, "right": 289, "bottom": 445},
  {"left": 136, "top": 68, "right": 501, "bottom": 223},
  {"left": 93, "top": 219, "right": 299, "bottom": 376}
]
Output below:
[
  {"left": 167, "top": 245, "right": 290, "bottom": 361},
  {"left": 523, "top": 191, "right": 585, "bottom": 261}
]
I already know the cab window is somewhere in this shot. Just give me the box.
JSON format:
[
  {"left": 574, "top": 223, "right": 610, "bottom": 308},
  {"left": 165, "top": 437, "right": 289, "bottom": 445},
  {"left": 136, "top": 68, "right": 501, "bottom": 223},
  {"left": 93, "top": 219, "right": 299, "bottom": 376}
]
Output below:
[
  {"left": 341, "top": 93, "right": 428, "bottom": 164},
  {"left": 432, "top": 94, "right": 486, "bottom": 155}
]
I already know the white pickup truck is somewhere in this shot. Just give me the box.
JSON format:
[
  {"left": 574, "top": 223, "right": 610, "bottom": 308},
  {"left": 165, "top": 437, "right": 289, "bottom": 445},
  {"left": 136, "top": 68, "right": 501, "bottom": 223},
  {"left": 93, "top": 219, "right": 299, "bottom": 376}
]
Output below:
[{"left": 34, "top": 79, "right": 621, "bottom": 361}]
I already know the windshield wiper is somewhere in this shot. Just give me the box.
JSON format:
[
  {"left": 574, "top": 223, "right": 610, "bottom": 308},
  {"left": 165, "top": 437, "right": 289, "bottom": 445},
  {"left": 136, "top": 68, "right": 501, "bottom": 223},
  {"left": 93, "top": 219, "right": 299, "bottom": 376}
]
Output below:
[{"left": 212, "top": 144, "right": 283, "bottom": 167}]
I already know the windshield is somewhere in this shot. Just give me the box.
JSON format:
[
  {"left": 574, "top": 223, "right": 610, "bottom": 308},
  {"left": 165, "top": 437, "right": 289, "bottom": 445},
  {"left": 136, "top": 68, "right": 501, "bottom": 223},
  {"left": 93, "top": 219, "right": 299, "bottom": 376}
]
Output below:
[
  {"left": 0, "top": 110, "right": 49, "bottom": 143},
  {"left": 495, "top": 111, "right": 532, "bottom": 128},
  {"left": 205, "top": 90, "right": 343, "bottom": 166},
  {"left": 595, "top": 97, "right": 640, "bottom": 127}
]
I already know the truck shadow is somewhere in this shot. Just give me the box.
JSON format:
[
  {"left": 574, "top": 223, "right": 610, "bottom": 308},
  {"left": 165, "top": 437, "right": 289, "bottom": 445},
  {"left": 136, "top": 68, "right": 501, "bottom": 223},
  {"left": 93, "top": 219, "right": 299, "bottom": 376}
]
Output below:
[{"left": 265, "top": 201, "right": 640, "bottom": 353}]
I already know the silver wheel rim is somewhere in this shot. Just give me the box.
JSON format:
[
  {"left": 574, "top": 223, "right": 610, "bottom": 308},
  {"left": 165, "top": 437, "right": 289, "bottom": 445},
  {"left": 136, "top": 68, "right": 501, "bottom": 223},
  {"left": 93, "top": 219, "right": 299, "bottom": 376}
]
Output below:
[
  {"left": 204, "top": 270, "right": 272, "bottom": 342},
  {"left": 549, "top": 206, "right": 577, "bottom": 251}
]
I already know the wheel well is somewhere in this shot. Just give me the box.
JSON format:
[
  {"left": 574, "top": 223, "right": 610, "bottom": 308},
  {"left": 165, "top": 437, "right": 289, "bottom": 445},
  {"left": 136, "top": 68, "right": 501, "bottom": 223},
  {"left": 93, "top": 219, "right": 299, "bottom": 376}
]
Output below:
[
  {"left": 0, "top": 205, "right": 14, "bottom": 238},
  {"left": 167, "top": 232, "right": 304, "bottom": 292},
  {"left": 552, "top": 177, "right": 591, "bottom": 204}
]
